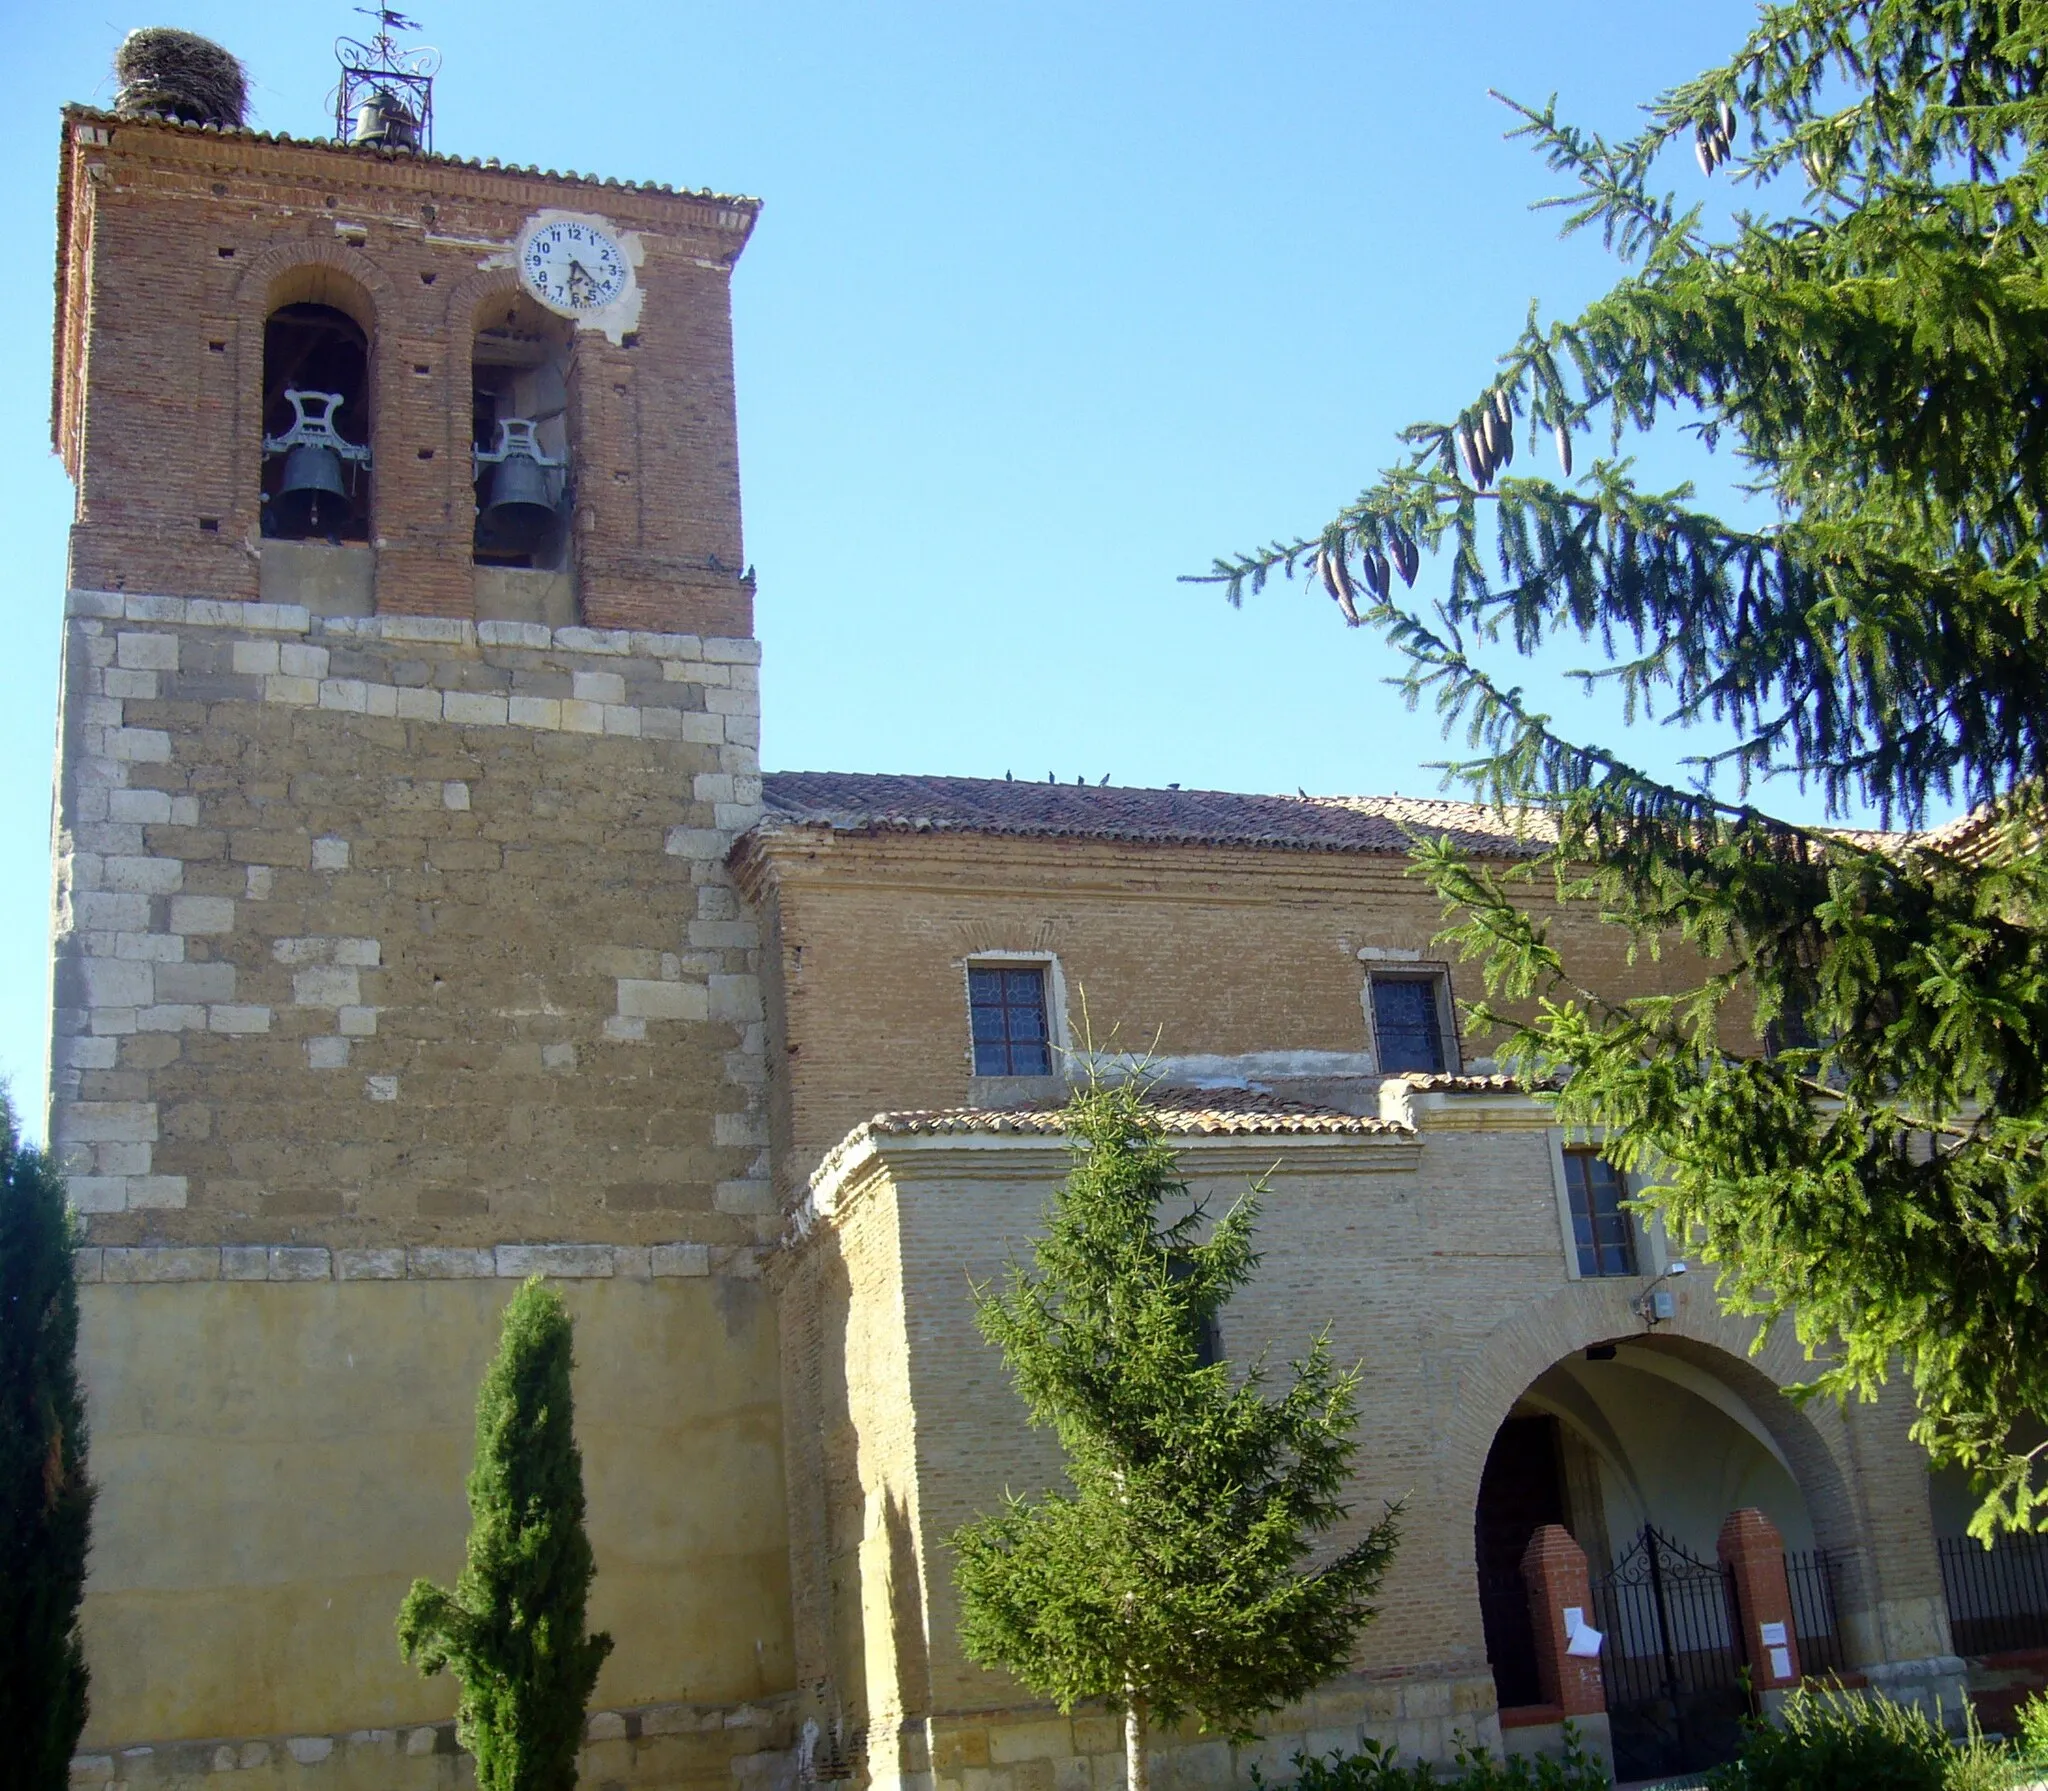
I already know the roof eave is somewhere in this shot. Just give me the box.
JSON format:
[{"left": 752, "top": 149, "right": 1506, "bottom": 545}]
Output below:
[
  {"left": 57, "top": 102, "right": 764, "bottom": 215},
  {"left": 797, "top": 1122, "right": 1425, "bottom": 1243}
]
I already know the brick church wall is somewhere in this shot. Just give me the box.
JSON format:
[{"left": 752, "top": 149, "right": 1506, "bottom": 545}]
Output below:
[{"left": 54, "top": 111, "right": 756, "bottom": 633}]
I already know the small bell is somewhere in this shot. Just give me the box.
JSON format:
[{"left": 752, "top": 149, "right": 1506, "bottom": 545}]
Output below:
[
  {"left": 352, "top": 90, "right": 418, "bottom": 150},
  {"left": 273, "top": 442, "right": 350, "bottom": 537},
  {"left": 481, "top": 454, "right": 558, "bottom": 549},
  {"left": 475, "top": 419, "right": 564, "bottom": 555},
  {"left": 262, "top": 388, "right": 369, "bottom": 541}
]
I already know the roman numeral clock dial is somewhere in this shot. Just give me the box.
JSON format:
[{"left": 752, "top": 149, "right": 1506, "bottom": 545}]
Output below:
[{"left": 518, "top": 217, "right": 630, "bottom": 316}]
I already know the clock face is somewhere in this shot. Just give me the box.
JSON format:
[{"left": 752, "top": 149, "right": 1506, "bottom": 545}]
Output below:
[{"left": 519, "top": 218, "right": 630, "bottom": 315}]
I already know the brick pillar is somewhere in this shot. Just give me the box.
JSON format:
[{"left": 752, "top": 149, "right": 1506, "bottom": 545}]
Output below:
[
  {"left": 1521, "top": 1523, "right": 1605, "bottom": 1717},
  {"left": 1718, "top": 1506, "right": 1802, "bottom": 1691}
]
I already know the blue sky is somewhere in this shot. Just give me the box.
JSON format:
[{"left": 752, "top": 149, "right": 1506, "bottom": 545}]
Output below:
[{"left": 0, "top": 1, "right": 1939, "bottom": 1134}]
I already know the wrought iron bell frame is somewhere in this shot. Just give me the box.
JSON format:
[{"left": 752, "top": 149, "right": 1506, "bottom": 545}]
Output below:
[
  {"left": 473, "top": 417, "right": 566, "bottom": 501},
  {"left": 261, "top": 387, "right": 372, "bottom": 538},
  {"left": 262, "top": 388, "right": 373, "bottom": 467},
  {"left": 332, "top": 10, "right": 439, "bottom": 153}
]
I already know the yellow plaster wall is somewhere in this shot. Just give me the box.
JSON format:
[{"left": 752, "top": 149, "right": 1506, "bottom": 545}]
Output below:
[
  {"left": 781, "top": 1120, "right": 1952, "bottom": 1776},
  {"left": 78, "top": 1276, "right": 794, "bottom": 1747}
]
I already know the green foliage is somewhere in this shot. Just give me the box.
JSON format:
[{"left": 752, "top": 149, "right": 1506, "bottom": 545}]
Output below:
[
  {"left": 2017, "top": 1689, "right": 2048, "bottom": 1761},
  {"left": 398, "top": 1277, "right": 613, "bottom": 1791},
  {"left": 1704, "top": 1684, "right": 1946, "bottom": 1790},
  {"left": 949, "top": 1078, "right": 1399, "bottom": 1743},
  {"left": 1701, "top": 1684, "right": 2028, "bottom": 1791},
  {"left": 0, "top": 1097, "right": 93, "bottom": 1788},
  {"left": 1202, "top": 0, "right": 2048, "bottom": 1538},
  {"left": 1248, "top": 1725, "right": 1609, "bottom": 1791}
]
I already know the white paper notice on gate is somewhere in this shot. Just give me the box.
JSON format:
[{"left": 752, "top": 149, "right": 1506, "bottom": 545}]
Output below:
[
  {"left": 1564, "top": 1609, "right": 1604, "bottom": 1658},
  {"left": 1768, "top": 1645, "right": 1794, "bottom": 1680}
]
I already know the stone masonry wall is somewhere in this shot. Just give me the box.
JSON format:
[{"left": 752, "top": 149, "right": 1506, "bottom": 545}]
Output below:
[
  {"left": 774, "top": 1163, "right": 927, "bottom": 1788},
  {"left": 71, "top": 1696, "right": 798, "bottom": 1791},
  {"left": 50, "top": 588, "right": 766, "bottom": 1245}
]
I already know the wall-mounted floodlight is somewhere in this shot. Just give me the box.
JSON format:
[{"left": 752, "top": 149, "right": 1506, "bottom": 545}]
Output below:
[{"left": 1631, "top": 1259, "right": 1689, "bottom": 1325}]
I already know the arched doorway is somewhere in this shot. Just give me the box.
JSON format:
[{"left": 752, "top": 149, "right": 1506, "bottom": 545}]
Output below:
[{"left": 1475, "top": 1338, "right": 1826, "bottom": 1780}]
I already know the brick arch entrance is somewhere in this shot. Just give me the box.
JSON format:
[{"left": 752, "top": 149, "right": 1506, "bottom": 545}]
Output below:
[
  {"left": 1445, "top": 1282, "right": 1870, "bottom": 1574},
  {"left": 1445, "top": 1283, "right": 1879, "bottom": 1769}
]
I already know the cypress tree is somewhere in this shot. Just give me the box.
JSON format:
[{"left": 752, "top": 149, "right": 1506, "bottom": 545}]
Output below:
[
  {"left": 399, "top": 1276, "right": 613, "bottom": 1791},
  {"left": 951, "top": 1079, "right": 1399, "bottom": 1791},
  {"left": 1202, "top": 0, "right": 2048, "bottom": 1539},
  {"left": 0, "top": 1096, "right": 93, "bottom": 1786}
]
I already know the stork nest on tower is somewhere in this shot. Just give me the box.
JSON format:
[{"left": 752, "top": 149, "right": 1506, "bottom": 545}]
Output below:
[{"left": 113, "top": 28, "right": 247, "bottom": 129}]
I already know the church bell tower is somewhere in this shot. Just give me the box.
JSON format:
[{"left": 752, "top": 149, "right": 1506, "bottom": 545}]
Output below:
[{"left": 46, "top": 29, "right": 795, "bottom": 1768}]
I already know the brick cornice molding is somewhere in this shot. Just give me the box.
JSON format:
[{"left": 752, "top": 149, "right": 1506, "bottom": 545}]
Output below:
[{"left": 730, "top": 824, "right": 1441, "bottom": 905}]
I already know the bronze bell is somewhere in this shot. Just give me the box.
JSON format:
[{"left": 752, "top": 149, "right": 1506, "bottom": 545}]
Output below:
[
  {"left": 477, "top": 421, "right": 563, "bottom": 552},
  {"left": 273, "top": 441, "right": 350, "bottom": 537},
  {"left": 353, "top": 91, "right": 418, "bottom": 150},
  {"left": 263, "top": 388, "right": 367, "bottom": 539}
]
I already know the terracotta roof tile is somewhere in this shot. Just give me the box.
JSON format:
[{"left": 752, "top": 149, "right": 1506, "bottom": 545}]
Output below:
[
  {"left": 858, "top": 1086, "right": 1404, "bottom": 1140},
  {"left": 801, "top": 1087, "right": 1410, "bottom": 1226},
  {"left": 1391, "top": 1072, "right": 1556, "bottom": 1094},
  {"left": 759, "top": 772, "right": 1551, "bottom": 857},
  {"left": 754, "top": 772, "right": 1982, "bottom": 861}
]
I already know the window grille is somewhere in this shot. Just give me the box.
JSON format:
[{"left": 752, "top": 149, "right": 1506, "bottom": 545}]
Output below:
[
  {"left": 1564, "top": 1149, "right": 1638, "bottom": 1277},
  {"left": 1370, "top": 974, "right": 1448, "bottom": 1073},
  {"left": 969, "top": 964, "right": 1052, "bottom": 1077}
]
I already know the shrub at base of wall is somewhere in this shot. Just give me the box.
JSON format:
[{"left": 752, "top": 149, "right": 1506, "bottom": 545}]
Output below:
[{"left": 1250, "top": 1725, "right": 1608, "bottom": 1791}]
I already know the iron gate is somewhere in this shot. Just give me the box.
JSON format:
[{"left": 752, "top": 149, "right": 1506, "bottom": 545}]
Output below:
[{"left": 1590, "top": 1526, "right": 1752, "bottom": 1781}]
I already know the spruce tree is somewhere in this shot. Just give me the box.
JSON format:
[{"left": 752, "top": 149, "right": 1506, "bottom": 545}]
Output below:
[
  {"left": 0, "top": 1096, "right": 93, "bottom": 1786},
  {"left": 951, "top": 1080, "right": 1399, "bottom": 1791},
  {"left": 1201, "top": 0, "right": 2048, "bottom": 1540},
  {"left": 399, "top": 1276, "right": 613, "bottom": 1790}
]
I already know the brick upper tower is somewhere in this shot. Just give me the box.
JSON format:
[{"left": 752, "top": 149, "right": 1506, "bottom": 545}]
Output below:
[
  {"left": 46, "top": 77, "right": 794, "bottom": 1768},
  {"left": 55, "top": 106, "right": 758, "bottom": 632}
]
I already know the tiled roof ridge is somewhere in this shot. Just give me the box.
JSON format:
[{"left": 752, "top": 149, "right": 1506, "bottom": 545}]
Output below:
[
  {"left": 1916, "top": 791, "right": 2042, "bottom": 860},
  {"left": 758, "top": 770, "right": 1553, "bottom": 858},
  {"left": 753, "top": 770, "right": 2001, "bottom": 860},
  {"left": 1393, "top": 1071, "right": 1556, "bottom": 1094},
  {"left": 852, "top": 1084, "right": 1407, "bottom": 1141},
  {"left": 62, "top": 103, "right": 761, "bottom": 208}
]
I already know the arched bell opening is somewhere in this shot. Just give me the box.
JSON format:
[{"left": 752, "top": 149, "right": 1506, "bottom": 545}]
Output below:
[
  {"left": 260, "top": 301, "right": 372, "bottom": 543},
  {"left": 472, "top": 294, "right": 573, "bottom": 571}
]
